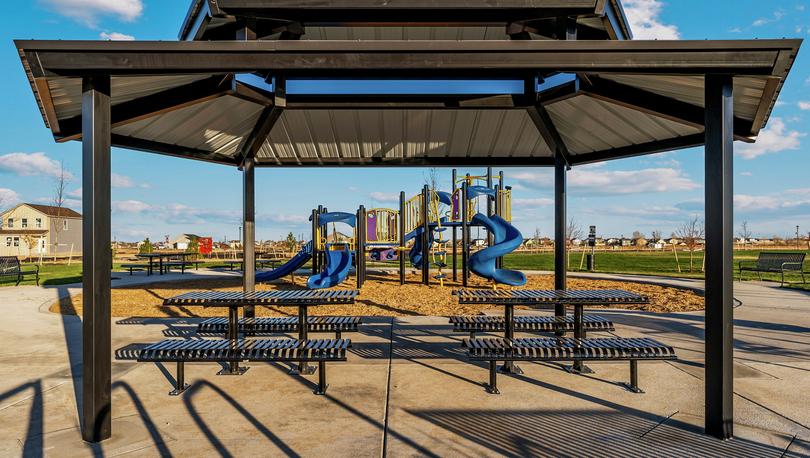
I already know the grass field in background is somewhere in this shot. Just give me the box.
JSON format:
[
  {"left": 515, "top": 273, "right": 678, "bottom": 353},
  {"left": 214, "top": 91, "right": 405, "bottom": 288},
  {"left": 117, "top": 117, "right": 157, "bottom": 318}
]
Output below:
[{"left": 2, "top": 249, "right": 808, "bottom": 290}]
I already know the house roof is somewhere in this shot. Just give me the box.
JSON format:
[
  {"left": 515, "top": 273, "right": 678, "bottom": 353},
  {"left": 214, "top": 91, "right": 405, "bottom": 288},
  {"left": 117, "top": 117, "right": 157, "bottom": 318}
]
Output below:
[
  {"left": 14, "top": 38, "right": 801, "bottom": 168},
  {"left": 25, "top": 204, "right": 82, "bottom": 218}
]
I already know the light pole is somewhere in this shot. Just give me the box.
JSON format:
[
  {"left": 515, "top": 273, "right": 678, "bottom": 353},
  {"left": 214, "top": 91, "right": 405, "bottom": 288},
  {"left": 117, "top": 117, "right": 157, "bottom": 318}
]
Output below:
[{"left": 797, "top": 225, "right": 801, "bottom": 250}]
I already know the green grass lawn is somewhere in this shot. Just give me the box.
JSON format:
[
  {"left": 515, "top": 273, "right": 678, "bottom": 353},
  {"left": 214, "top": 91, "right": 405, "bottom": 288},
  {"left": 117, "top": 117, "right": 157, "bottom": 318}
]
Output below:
[{"left": 2, "top": 249, "right": 807, "bottom": 289}]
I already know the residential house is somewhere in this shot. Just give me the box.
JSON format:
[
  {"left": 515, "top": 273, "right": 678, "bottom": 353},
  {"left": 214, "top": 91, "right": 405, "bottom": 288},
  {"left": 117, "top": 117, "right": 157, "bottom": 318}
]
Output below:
[
  {"left": 171, "top": 234, "right": 201, "bottom": 250},
  {"left": 0, "top": 203, "right": 82, "bottom": 257}
]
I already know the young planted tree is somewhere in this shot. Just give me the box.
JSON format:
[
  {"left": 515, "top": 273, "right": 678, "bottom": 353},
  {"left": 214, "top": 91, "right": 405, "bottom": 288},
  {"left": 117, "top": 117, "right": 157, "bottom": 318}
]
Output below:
[
  {"left": 139, "top": 238, "right": 154, "bottom": 254},
  {"left": 50, "top": 162, "right": 70, "bottom": 255},
  {"left": 738, "top": 221, "right": 752, "bottom": 249},
  {"left": 285, "top": 232, "right": 298, "bottom": 253},
  {"left": 677, "top": 216, "right": 705, "bottom": 272}
]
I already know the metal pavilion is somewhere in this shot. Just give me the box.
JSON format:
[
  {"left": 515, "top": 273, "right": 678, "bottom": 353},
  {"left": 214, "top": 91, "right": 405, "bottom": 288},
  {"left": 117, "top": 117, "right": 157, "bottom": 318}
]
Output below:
[{"left": 14, "top": 0, "right": 801, "bottom": 443}]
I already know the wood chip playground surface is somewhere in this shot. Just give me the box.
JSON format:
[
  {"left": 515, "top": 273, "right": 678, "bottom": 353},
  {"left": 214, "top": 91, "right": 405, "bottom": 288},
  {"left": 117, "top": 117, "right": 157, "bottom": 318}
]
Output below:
[{"left": 51, "top": 273, "right": 703, "bottom": 318}]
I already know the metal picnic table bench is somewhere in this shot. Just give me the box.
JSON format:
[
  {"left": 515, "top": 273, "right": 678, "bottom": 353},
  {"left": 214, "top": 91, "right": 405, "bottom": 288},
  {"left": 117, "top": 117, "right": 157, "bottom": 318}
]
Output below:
[
  {"left": 116, "top": 289, "right": 359, "bottom": 396},
  {"left": 454, "top": 289, "right": 676, "bottom": 394}
]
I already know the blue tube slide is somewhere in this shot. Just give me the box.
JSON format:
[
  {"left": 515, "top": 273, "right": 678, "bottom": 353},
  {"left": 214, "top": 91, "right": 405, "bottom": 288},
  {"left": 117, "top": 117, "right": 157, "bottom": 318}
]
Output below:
[
  {"left": 256, "top": 241, "right": 313, "bottom": 283},
  {"left": 307, "top": 244, "right": 353, "bottom": 289},
  {"left": 468, "top": 213, "right": 526, "bottom": 286}
]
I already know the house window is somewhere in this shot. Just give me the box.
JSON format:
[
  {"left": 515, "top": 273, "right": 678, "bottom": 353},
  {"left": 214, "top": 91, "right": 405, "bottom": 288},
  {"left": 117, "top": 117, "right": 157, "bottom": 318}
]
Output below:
[
  {"left": 21, "top": 218, "right": 28, "bottom": 228},
  {"left": 13, "top": 237, "right": 19, "bottom": 247},
  {"left": 63, "top": 220, "right": 69, "bottom": 230},
  {"left": 35, "top": 218, "right": 42, "bottom": 228},
  {"left": 7, "top": 218, "right": 13, "bottom": 228},
  {"left": 5, "top": 237, "right": 10, "bottom": 247}
]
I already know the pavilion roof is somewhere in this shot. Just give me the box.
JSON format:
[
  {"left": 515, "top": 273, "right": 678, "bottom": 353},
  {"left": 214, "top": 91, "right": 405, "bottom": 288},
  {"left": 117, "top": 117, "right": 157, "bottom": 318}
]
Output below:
[{"left": 15, "top": 39, "right": 801, "bottom": 167}]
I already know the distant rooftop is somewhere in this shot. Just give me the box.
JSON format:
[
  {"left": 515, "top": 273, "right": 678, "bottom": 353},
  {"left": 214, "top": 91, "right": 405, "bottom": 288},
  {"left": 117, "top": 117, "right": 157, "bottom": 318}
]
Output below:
[{"left": 4, "top": 203, "right": 83, "bottom": 219}]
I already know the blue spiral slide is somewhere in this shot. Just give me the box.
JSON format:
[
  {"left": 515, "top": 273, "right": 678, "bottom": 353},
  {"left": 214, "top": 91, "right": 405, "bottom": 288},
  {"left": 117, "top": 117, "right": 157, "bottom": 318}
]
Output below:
[{"left": 468, "top": 213, "right": 527, "bottom": 286}]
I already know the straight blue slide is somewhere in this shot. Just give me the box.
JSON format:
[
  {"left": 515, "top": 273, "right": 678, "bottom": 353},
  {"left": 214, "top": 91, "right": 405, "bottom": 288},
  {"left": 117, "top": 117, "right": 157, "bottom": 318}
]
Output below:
[
  {"left": 468, "top": 213, "right": 527, "bottom": 286},
  {"left": 255, "top": 241, "right": 313, "bottom": 283},
  {"left": 308, "top": 244, "right": 353, "bottom": 289}
]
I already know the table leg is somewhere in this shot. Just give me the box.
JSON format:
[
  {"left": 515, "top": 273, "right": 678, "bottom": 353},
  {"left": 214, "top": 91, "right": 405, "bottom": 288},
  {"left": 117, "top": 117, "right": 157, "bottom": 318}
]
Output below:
[
  {"left": 290, "top": 305, "right": 315, "bottom": 375},
  {"left": 159, "top": 257, "right": 164, "bottom": 275},
  {"left": 567, "top": 304, "right": 594, "bottom": 374},
  {"left": 218, "top": 306, "right": 248, "bottom": 376},
  {"left": 147, "top": 258, "right": 153, "bottom": 276},
  {"left": 498, "top": 304, "right": 523, "bottom": 374}
]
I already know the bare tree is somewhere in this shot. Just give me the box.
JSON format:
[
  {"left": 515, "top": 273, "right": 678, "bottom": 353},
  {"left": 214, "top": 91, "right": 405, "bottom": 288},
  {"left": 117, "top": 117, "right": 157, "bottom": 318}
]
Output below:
[
  {"left": 738, "top": 221, "right": 752, "bottom": 249},
  {"left": 566, "top": 218, "right": 583, "bottom": 245},
  {"left": 423, "top": 167, "right": 441, "bottom": 191},
  {"left": 50, "top": 161, "right": 70, "bottom": 253},
  {"left": 651, "top": 230, "right": 662, "bottom": 242},
  {"left": 676, "top": 215, "right": 705, "bottom": 272}
]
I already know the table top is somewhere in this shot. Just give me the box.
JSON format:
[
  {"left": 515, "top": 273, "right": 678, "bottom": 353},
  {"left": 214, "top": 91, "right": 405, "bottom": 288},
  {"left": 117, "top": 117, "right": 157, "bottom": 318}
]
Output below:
[
  {"left": 163, "top": 289, "right": 359, "bottom": 307},
  {"left": 137, "top": 252, "right": 194, "bottom": 259},
  {"left": 455, "top": 289, "right": 648, "bottom": 305}
]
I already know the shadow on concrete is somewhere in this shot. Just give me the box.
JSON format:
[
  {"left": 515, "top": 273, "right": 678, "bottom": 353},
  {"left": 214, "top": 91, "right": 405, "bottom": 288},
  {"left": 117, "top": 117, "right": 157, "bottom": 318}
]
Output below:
[
  {"left": 406, "top": 408, "right": 787, "bottom": 457},
  {"left": 0, "top": 381, "right": 43, "bottom": 457}
]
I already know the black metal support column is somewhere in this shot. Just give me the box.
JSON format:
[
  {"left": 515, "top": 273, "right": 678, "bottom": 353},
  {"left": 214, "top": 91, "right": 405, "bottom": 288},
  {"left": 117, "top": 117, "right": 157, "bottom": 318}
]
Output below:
[
  {"left": 81, "top": 75, "right": 112, "bottom": 443},
  {"left": 243, "top": 156, "right": 256, "bottom": 318},
  {"left": 399, "top": 191, "right": 406, "bottom": 285},
  {"left": 311, "top": 209, "right": 319, "bottom": 275},
  {"left": 357, "top": 205, "right": 366, "bottom": 288},
  {"left": 554, "top": 154, "right": 568, "bottom": 322},
  {"left": 487, "top": 167, "right": 494, "bottom": 251},
  {"left": 497, "top": 171, "right": 505, "bottom": 269},
  {"left": 451, "top": 169, "right": 458, "bottom": 282},
  {"left": 704, "top": 74, "right": 734, "bottom": 440},
  {"left": 422, "top": 185, "right": 430, "bottom": 285}
]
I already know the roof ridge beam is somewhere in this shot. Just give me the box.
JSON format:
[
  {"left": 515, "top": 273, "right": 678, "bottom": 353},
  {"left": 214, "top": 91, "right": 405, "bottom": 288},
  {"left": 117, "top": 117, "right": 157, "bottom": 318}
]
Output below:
[
  {"left": 238, "top": 76, "right": 285, "bottom": 166},
  {"left": 581, "top": 75, "right": 756, "bottom": 142}
]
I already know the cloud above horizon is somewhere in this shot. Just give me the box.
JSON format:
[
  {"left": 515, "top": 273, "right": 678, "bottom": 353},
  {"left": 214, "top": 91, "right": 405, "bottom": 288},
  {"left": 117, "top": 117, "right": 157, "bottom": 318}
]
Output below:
[
  {"left": 623, "top": 0, "right": 681, "bottom": 40},
  {"left": 42, "top": 0, "right": 143, "bottom": 27},
  {"left": 0, "top": 152, "right": 73, "bottom": 180}
]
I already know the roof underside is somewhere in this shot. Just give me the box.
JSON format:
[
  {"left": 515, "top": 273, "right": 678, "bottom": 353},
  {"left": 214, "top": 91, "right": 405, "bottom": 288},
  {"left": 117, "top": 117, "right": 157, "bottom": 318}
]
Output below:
[
  {"left": 180, "top": 0, "right": 632, "bottom": 41},
  {"left": 16, "top": 39, "right": 801, "bottom": 167}
]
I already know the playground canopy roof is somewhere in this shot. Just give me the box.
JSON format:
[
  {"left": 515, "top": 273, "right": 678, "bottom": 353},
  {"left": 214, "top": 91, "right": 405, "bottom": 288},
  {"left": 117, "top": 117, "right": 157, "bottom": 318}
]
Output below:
[
  {"left": 179, "top": 0, "right": 633, "bottom": 41},
  {"left": 17, "top": 39, "right": 799, "bottom": 167}
]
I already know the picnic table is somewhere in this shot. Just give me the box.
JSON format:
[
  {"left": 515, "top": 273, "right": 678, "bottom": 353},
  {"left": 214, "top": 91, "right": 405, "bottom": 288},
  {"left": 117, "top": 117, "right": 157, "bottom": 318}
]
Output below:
[
  {"left": 164, "top": 290, "right": 359, "bottom": 375},
  {"left": 456, "top": 289, "right": 649, "bottom": 374},
  {"left": 137, "top": 252, "right": 196, "bottom": 275}
]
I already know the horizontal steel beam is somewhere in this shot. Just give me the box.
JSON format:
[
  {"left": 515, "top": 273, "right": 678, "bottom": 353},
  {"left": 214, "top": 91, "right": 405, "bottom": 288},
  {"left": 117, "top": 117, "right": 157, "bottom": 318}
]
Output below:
[
  {"left": 570, "top": 133, "right": 705, "bottom": 165},
  {"left": 110, "top": 135, "right": 239, "bottom": 166},
  {"left": 253, "top": 155, "right": 557, "bottom": 167},
  {"left": 16, "top": 39, "right": 800, "bottom": 78}
]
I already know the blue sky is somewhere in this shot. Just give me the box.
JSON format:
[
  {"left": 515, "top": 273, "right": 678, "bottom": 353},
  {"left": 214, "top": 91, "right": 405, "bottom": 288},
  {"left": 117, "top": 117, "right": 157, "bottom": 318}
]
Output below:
[{"left": 1, "top": 0, "right": 809, "bottom": 242}]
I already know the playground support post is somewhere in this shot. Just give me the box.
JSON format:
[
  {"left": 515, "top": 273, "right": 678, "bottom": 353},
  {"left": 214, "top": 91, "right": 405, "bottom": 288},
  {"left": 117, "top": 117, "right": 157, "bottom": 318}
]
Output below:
[
  {"left": 704, "top": 74, "right": 734, "bottom": 440},
  {"left": 498, "top": 171, "right": 505, "bottom": 269},
  {"left": 461, "top": 182, "right": 469, "bottom": 287},
  {"left": 242, "top": 156, "right": 256, "bottom": 318},
  {"left": 422, "top": 185, "right": 430, "bottom": 285},
  {"left": 452, "top": 169, "right": 458, "bottom": 282},
  {"left": 399, "top": 191, "right": 406, "bottom": 285},
  {"left": 357, "top": 205, "right": 366, "bottom": 288},
  {"left": 465, "top": 174, "right": 472, "bottom": 282},
  {"left": 554, "top": 155, "right": 567, "bottom": 327},
  {"left": 487, "top": 167, "right": 494, "bottom": 253},
  {"left": 311, "top": 209, "right": 319, "bottom": 275}
]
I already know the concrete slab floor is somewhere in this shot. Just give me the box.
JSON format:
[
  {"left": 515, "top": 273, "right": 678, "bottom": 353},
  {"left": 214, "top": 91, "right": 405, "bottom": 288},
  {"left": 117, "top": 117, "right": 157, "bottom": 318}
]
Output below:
[{"left": 0, "top": 276, "right": 808, "bottom": 456}]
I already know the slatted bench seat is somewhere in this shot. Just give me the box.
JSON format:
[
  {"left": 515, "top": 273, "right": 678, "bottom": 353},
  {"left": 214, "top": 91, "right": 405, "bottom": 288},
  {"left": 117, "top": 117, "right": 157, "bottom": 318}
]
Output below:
[
  {"left": 0, "top": 256, "right": 39, "bottom": 286},
  {"left": 464, "top": 337, "right": 676, "bottom": 394},
  {"left": 116, "top": 338, "right": 350, "bottom": 395},
  {"left": 450, "top": 315, "right": 614, "bottom": 338},
  {"left": 198, "top": 316, "right": 362, "bottom": 339},
  {"left": 120, "top": 263, "right": 146, "bottom": 275},
  {"left": 738, "top": 252, "right": 806, "bottom": 285}
]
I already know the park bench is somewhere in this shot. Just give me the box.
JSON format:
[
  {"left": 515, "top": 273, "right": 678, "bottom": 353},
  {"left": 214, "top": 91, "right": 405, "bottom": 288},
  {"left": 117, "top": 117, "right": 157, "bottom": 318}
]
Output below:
[
  {"left": 120, "top": 263, "right": 146, "bottom": 275},
  {"left": 450, "top": 315, "right": 614, "bottom": 339},
  {"left": 162, "top": 261, "right": 190, "bottom": 274},
  {"left": 116, "top": 338, "right": 350, "bottom": 395},
  {"left": 738, "top": 252, "right": 806, "bottom": 286},
  {"left": 0, "top": 256, "right": 39, "bottom": 286},
  {"left": 198, "top": 316, "right": 361, "bottom": 339},
  {"left": 464, "top": 337, "right": 676, "bottom": 394}
]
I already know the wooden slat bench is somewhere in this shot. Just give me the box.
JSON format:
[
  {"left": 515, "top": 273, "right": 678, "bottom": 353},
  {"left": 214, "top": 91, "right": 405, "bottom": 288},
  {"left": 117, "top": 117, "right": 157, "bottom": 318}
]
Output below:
[
  {"left": 198, "top": 316, "right": 361, "bottom": 339},
  {"left": 465, "top": 337, "right": 676, "bottom": 394},
  {"left": 116, "top": 338, "right": 350, "bottom": 395},
  {"left": 450, "top": 315, "right": 614, "bottom": 339},
  {"left": 738, "top": 252, "right": 806, "bottom": 286},
  {"left": 0, "top": 256, "right": 39, "bottom": 286}
]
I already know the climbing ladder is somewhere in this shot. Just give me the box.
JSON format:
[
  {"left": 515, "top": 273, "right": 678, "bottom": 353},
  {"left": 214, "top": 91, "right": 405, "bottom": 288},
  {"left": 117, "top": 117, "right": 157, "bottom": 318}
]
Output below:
[{"left": 430, "top": 191, "right": 449, "bottom": 286}]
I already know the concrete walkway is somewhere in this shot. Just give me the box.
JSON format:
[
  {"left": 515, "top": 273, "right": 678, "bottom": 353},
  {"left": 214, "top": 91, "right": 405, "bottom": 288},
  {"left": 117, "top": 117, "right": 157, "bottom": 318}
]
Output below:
[{"left": 0, "top": 273, "right": 808, "bottom": 457}]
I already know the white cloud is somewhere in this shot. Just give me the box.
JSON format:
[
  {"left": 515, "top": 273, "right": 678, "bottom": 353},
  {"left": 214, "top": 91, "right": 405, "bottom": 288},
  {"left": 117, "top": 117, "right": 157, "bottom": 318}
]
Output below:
[
  {"left": 513, "top": 166, "right": 698, "bottom": 195},
  {"left": 0, "top": 152, "right": 72, "bottom": 180},
  {"left": 752, "top": 10, "right": 785, "bottom": 27},
  {"left": 737, "top": 118, "right": 805, "bottom": 159},
  {"left": 265, "top": 214, "right": 308, "bottom": 224},
  {"left": 100, "top": 31, "right": 135, "bottom": 41},
  {"left": 735, "top": 188, "right": 810, "bottom": 214},
  {"left": 0, "top": 188, "right": 21, "bottom": 209},
  {"left": 347, "top": 186, "right": 359, "bottom": 192},
  {"left": 43, "top": 0, "right": 143, "bottom": 27},
  {"left": 112, "top": 200, "right": 152, "bottom": 213},
  {"left": 798, "top": 101, "right": 810, "bottom": 110},
  {"left": 740, "top": 172, "right": 753, "bottom": 177},
  {"left": 623, "top": 0, "right": 681, "bottom": 40},
  {"left": 369, "top": 191, "right": 399, "bottom": 203},
  {"left": 513, "top": 198, "right": 554, "bottom": 208},
  {"left": 68, "top": 187, "right": 82, "bottom": 198},
  {"left": 728, "top": 27, "right": 742, "bottom": 33}
]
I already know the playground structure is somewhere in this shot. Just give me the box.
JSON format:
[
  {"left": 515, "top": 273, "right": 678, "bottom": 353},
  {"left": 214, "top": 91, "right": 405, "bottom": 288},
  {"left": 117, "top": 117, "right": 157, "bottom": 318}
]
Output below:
[{"left": 257, "top": 168, "right": 526, "bottom": 289}]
